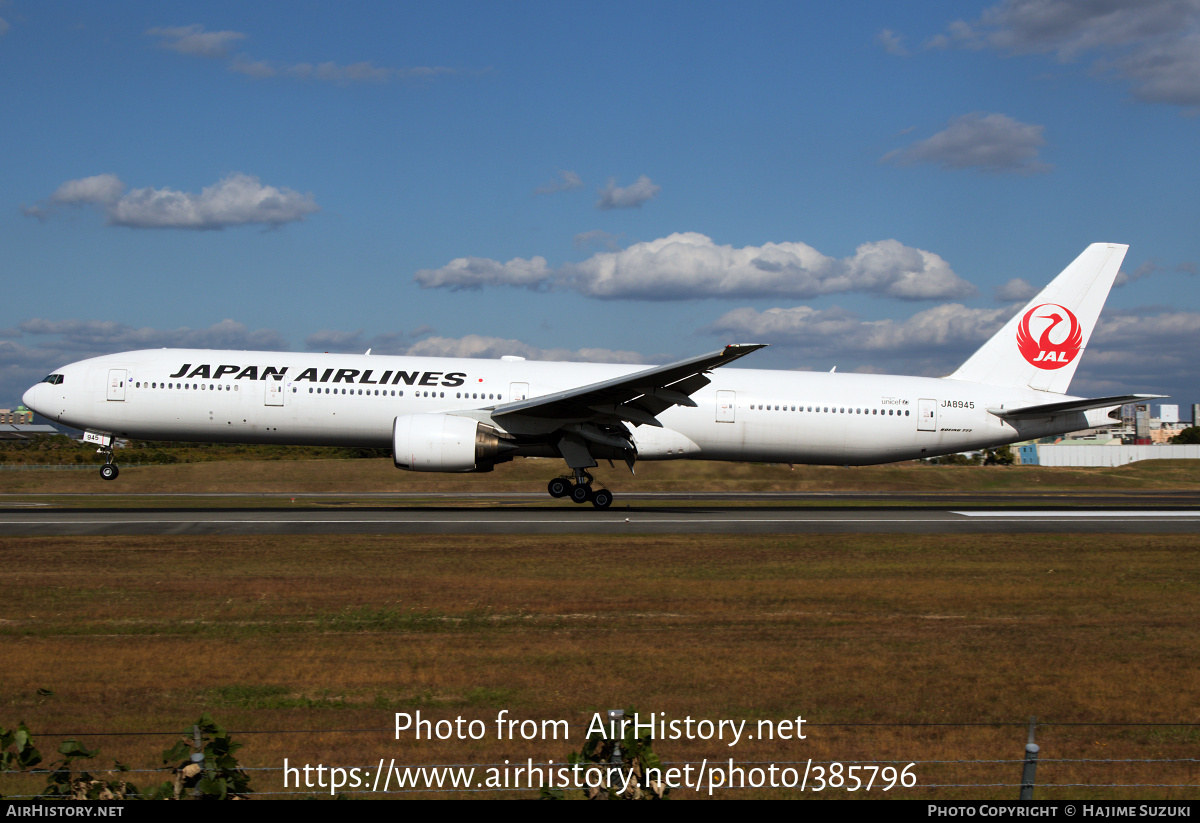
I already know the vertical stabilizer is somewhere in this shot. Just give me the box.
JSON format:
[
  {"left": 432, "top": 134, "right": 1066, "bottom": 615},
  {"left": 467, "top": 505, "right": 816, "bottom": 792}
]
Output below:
[{"left": 949, "top": 243, "right": 1127, "bottom": 394}]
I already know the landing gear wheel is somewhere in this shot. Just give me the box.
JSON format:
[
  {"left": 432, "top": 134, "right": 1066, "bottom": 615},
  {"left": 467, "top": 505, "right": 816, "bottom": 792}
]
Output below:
[
  {"left": 590, "top": 488, "right": 613, "bottom": 509},
  {"left": 547, "top": 477, "right": 570, "bottom": 498},
  {"left": 99, "top": 464, "right": 119, "bottom": 481},
  {"left": 570, "top": 483, "right": 592, "bottom": 504}
]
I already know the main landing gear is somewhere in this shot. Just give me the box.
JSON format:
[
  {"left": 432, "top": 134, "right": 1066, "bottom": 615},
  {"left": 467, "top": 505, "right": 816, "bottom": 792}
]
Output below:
[{"left": 547, "top": 470, "right": 613, "bottom": 509}]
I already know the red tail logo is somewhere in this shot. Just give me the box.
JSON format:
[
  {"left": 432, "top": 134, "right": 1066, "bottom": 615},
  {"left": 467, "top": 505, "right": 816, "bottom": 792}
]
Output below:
[{"left": 1016, "top": 303, "right": 1082, "bottom": 369}]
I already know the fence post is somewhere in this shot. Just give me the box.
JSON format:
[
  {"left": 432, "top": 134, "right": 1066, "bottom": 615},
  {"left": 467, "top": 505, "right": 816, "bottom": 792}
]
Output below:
[
  {"left": 191, "top": 724, "right": 206, "bottom": 799},
  {"left": 607, "top": 709, "right": 624, "bottom": 795},
  {"left": 1019, "top": 716, "right": 1038, "bottom": 800}
]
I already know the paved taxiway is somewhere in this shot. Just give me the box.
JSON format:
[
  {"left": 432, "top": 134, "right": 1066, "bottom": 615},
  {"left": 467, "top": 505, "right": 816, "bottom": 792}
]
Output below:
[{"left": 2, "top": 491, "right": 1199, "bottom": 535}]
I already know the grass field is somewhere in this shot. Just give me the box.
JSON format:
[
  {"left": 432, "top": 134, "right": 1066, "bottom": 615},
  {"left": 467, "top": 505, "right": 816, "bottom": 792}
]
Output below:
[
  {"left": 5, "top": 455, "right": 1200, "bottom": 497},
  {"left": 2, "top": 523, "right": 1198, "bottom": 799}
]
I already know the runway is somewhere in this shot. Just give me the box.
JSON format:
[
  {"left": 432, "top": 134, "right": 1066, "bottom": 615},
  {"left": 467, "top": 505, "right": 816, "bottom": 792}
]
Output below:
[{"left": 2, "top": 491, "right": 1200, "bottom": 535}]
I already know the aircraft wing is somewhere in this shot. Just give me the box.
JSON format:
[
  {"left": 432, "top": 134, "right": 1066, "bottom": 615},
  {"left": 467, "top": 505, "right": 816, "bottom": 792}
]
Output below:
[
  {"left": 988, "top": 393, "right": 1166, "bottom": 419},
  {"left": 492, "top": 343, "right": 766, "bottom": 427}
]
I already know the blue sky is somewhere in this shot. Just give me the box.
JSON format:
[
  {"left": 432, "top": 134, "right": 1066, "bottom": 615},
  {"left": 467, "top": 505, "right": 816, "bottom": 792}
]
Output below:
[{"left": 3, "top": 1, "right": 1198, "bottom": 411}]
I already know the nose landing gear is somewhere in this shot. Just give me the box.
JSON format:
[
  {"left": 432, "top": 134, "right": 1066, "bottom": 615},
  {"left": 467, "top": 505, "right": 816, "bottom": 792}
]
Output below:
[
  {"left": 96, "top": 441, "right": 119, "bottom": 480},
  {"left": 547, "top": 470, "right": 613, "bottom": 508}
]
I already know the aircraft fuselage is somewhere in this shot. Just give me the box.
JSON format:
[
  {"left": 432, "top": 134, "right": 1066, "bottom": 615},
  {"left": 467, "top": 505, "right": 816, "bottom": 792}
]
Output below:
[{"left": 23, "top": 348, "right": 1097, "bottom": 466}]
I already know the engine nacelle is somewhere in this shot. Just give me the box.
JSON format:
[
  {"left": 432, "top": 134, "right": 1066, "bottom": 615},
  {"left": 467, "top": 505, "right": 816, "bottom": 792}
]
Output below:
[{"left": 392, "top": 414, "right": 506, "bottom": 472}]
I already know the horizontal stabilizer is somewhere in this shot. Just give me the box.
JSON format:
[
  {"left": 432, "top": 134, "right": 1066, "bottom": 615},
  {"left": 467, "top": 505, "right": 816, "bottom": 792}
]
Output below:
[{"left": 988, "top": 394, "right": 1166, "bottom": 419}]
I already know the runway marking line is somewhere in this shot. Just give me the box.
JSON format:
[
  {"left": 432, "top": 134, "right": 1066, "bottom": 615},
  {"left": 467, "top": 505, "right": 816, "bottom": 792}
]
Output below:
[
  {"left": 950, "top": 510, "right": 1200, "bottom": 518},
  {"left": 4, "top": 511, "right": 1200, "bottom": 527}
]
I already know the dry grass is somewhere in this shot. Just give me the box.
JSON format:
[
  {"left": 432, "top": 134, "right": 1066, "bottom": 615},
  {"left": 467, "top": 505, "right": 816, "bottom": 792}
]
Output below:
[
  {"left": 1, "top": 532, "right": 1197, "bottom": 799},
  {"left": 4, "top": 456, "right": 1200, "bottom": 496}
]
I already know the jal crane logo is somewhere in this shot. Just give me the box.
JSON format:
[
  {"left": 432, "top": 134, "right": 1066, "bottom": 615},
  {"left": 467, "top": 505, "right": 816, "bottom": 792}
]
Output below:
[{"left": 1016, "top": 303, "right": 1082, "bottom": 370}]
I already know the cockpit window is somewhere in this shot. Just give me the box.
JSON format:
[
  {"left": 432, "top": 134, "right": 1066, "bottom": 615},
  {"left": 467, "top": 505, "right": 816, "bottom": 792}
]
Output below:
[{"left": 41, "top": 374, "right": 64, "bottom": 385}]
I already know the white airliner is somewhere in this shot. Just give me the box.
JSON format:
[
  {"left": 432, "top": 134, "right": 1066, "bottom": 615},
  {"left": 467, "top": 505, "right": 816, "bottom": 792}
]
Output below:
[{"left": 22, "top": 243, "right": 1161, "bottom": 507}]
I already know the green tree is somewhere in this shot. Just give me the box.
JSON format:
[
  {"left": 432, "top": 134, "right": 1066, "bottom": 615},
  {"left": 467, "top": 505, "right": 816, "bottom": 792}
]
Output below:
[
  {"left": 541, "top": 707, "right": 669, "bottom": 800},
  {"left": 984, "top": 445, "right": 1015, "bottom": 465},
  {"left": 1170, "top": 426, "right": 1200, "bottom": 445},
  {"left": 147, "top": 714, "right": 251, "bottom": 800}
]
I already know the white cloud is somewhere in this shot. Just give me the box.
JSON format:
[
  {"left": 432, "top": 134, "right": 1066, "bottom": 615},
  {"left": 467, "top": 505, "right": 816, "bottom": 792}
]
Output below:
[
  {"left": 0, "top": 17, "right": 10, "bottom": 37},
  {"left": 877, "top": 29, "right": 909, "bottom": 56},
  {"left": 415, "top": 233, "right": 977, "bottom": 301},
  {"left": 573, "top": 230, "right": 621, "bottom": 251},
  {"left": 931, "top": 1, "right": 1200, "bottom": 109},
  {"left": 1113, "top": 261, "right": 1160, "bottom": 288},
  {"left": 708, "top": 303, "right": 1014, "bottom": 357},
  {"left": 151, "top": 24, "right": 467, "bottom": 85},
  {"left": 0, "top": 319, "right": 290, "bottom": 403},
  {"left": 995, "top": 277, "right": 1037, "bottom": 301},
  {"left": 596, "top": 175, "right": 661, "bottom": 209},
  {"left": 228, "top": 56, "right": 276, "bottom": 79},
  {"left": 1071, "top": 308, "right": 1200, "bottom": 398},
  {"left": 304, "top": 329, "right": 371, "bottom": 351},
  {"left": 534, "top": 170, "right": 584, "bottom": 196},
  {"left": 883, "top": 113, "right": 1050, "bottom": 174},
  {"left": 147, "top": 24, "right": 246, "bottom": 58},
  {"left": 26, "top": 173, "right": 318, "bottom": 230},
  {"left": 17, "top": 318, "right": 289, "bottom": 351},
  {"left": 50, "top": 174, "right": 125, "bottom": 206},
  {"left": 303, "top": 330, "right": 645, "bottom": 365},
  {"left": 284, "top": 61, "right": 459, "bottom": 83},
  {"left": 705, "top": 300, "right": 1199, "bottom": 400},
  {"left": 405, "top": 335, "right": 645, "bottom": 364},
  {"left": 414, "top": 255, "right": 552, "bottom": 291}
]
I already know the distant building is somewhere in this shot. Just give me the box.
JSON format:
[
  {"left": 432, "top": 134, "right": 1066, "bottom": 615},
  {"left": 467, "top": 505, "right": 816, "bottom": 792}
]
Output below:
[
  {"left": 0, "top": 407, "right": 34, "bottom": 424},
  {"left": 1015, "top": 443, "right": 1200, "bottom": 466}
]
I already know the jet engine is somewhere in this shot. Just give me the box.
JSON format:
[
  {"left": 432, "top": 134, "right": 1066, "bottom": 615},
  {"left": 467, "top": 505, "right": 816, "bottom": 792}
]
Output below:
[{"left": 392, "top": 414, "right": 511, "bottom": 472}]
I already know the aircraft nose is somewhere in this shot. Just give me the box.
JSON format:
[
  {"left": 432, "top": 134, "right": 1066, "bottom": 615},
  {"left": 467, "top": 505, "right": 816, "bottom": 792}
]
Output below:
[{"left": 22, "top": 382, "right": 44, "bottom": 415}]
